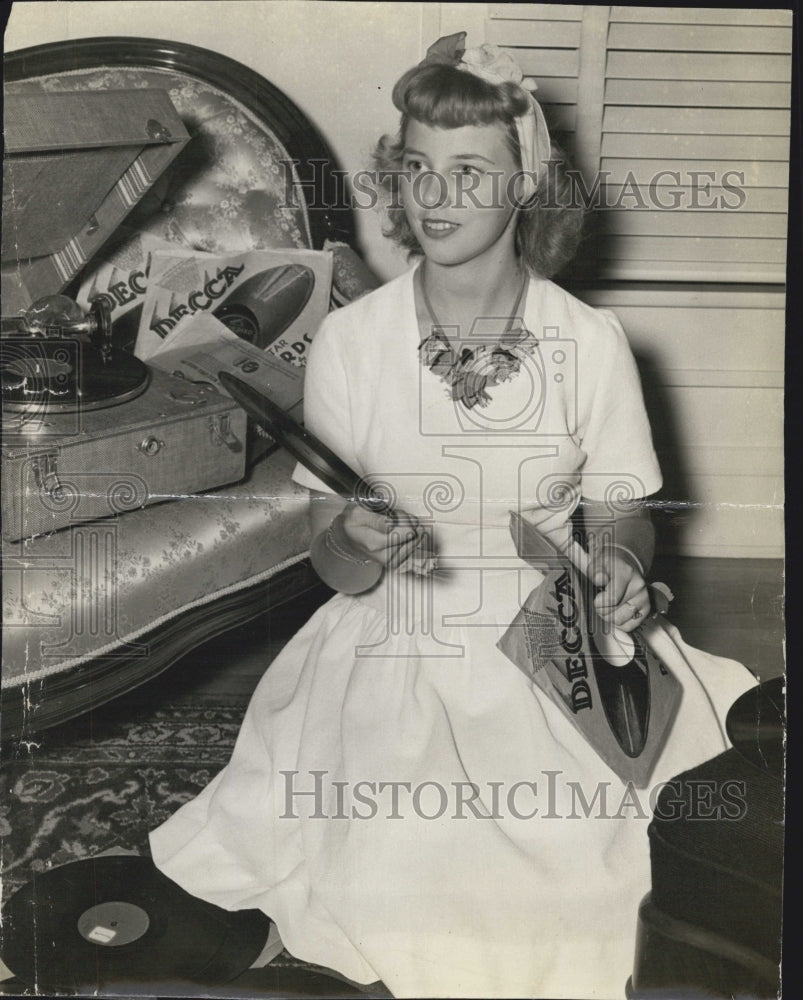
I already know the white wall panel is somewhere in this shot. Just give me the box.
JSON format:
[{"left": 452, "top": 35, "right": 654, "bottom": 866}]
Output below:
[{"left": 574, "top": 287, "right": 785, "bottom": 557}]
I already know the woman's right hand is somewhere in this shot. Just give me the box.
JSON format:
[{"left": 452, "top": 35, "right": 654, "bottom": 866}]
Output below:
[{"left": 339, "top": 503, "right": 426, "bottom": 570}]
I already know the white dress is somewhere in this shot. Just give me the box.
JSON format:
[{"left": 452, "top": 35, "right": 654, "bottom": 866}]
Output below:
[{"left": 150, "top": 268, "right": 756, "bottom": 999}]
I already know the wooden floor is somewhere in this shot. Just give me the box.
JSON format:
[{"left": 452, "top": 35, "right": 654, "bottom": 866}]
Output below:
[{"left": 152, "top": 556, "right": 785, "bottom": 709}]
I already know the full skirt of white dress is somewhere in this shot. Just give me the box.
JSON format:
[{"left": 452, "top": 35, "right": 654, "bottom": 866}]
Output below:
[{"left": 150, "top": 552, "right": 755, "bottom": 999}]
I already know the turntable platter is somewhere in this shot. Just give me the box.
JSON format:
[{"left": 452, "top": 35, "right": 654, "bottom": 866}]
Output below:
[{"left": 1, "top": 340, "right": 149, "bottom": 413}]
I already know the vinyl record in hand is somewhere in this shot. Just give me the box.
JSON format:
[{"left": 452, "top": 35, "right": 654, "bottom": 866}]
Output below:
[
  {"left": 218, "top": 370, "right": 390, "bottom": 513},
  {"left": 0, "top": 855, "right": 270, "bottom": 992}
]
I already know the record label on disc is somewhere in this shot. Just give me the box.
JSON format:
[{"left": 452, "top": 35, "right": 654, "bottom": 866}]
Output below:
[
  {"left": 0, "top": 855, "right": 270, "bottom": 991},
  {"left": 78, "top": 901, "right": 151, "bottom": 946}
]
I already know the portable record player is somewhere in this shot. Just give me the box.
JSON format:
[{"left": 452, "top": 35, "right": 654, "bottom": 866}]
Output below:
[{"left": 1, "top": 295, "right": 247, "bottom": 542}]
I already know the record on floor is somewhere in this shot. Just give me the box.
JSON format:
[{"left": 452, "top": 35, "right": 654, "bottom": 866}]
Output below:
[{"left": 0, "top": 854, "right": 270, "bottom": 992}]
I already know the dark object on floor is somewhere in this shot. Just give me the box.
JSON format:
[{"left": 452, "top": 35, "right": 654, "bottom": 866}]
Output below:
[
  {"left": 726, "top": 674, "right": 784, "bottom": 776},
  {"left": 1, "top": 855, "right": 270, "bottom": 993},
  {"left": 629, "top": 678, "right": 784, "bottom": 999}
]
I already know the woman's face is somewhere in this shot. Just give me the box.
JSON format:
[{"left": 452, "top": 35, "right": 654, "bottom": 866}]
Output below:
[{"left": 399, "top": 118, "right": 521, "bottom": 269}]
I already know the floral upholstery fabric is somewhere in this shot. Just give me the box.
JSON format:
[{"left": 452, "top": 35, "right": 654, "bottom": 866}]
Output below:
[
  {"left": 325, "top": 240, "right": 382, "bottom": 305},
  {"left": 2, "top": 449, "right": 310, "bottom": 688}
]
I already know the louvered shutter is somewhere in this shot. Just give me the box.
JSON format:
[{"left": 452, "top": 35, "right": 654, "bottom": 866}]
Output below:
[{"left": 487, "top": 5, "right": 792, "bottom": 282}]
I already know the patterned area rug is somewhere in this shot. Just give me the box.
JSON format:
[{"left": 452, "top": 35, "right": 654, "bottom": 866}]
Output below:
[
  {"left": 0, "top": 694, "right": 389, "bottom": 998},
  {"left": 1, "top": 700, "right": 244, "bottom": 902}
]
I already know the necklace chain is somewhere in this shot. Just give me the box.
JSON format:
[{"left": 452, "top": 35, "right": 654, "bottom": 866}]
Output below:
[{"left": 419, "top": 267, "right": 528, "bottom": 342}]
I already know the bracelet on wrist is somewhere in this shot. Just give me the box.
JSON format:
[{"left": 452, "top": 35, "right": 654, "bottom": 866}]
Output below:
[
  {"left": 325, "top": 513, "right": 374, "bottom": 565},
  {"left": 309, "top": 512, "right": 383, "bottom": 595}
]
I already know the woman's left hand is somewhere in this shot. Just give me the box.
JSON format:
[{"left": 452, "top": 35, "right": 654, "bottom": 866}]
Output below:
[{"left": 590, "top": 547, "right": 650, "bottom": 632}]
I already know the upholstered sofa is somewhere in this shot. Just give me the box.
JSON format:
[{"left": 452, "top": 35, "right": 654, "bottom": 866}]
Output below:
[{"left": 2, "top": 37, "right": 379, "bottom": 738}]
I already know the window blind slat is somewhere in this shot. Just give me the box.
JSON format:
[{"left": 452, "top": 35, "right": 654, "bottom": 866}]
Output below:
[
  {"left": 600, "top": 158, "right": 789, "bottom": 188},
  {"left": 489, "top": 3, "right": 583, "bottom": 21},
  {"left": 601, "top": 132, "right": 790, "bottom": 160},
  {"left": 610, "top": 6, "right": 792, "bottom": 27},
  {"left": 571, "top": 260, "right": 785, "bottom": 283},
  {"left": 605, "top": 79, "right": 790, "bottom": 109},
  {"left": 516, "top": 49, "right": 579, "bottom": 78},
  {"left": 607, "top": 23, "right": 792, "bottom": 54},
  {"left": 734, "top": 189, "right": 789, "bottom": 214},
  {"left": 606, "top": 51, "right": 791, "bottom": 82},
  {"left": 488, "top": 19, "right": 583, "bottom": 48},
  {"left": 599, "top": 185, "right": 789, "bottom": 215},
  {"left": 603, "top": 107, "right": 790, "bottom": 136},
  {"left": 577, "top": 287, "right": 784, "bottom": 309},
  {"left": 598, "top": 210, "right": 787, "bottom": 239},
  {"left": 590, "top": 235, "right": 787, "bottom": 264}
]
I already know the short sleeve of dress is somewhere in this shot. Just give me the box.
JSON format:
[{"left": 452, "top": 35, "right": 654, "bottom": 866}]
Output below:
[
  {"left": 291, "top": 313, "right": 361, "bottom": 494},
  {"left": 579, "top": 309, "right": 662, "bottom": 502}
]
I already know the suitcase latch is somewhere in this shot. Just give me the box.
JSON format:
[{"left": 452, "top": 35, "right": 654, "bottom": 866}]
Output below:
[
  {"left": 208, "top": 414, "right": 242, "bottom": 452},
  {"left": 31, "top": 452, "right": 62, "bottom": 499}
]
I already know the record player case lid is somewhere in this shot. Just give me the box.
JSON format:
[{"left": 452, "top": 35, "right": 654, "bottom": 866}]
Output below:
[{"left": 1, "top": 87, "right": 190, "bottom": 315}]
